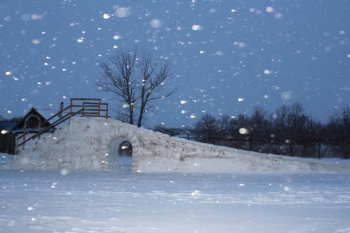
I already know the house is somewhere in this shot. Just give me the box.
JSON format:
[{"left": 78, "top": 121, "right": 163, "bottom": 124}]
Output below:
[
  {"left": 10, "top": 108, "right": 53, "bottom": 133},
  {"left": 3, "top": 108, "right": 54, "bottom": 154}
]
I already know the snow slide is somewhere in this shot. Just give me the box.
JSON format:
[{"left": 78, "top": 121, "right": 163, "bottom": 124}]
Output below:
[{"left": 2, "top": 117, "right": 350, "bottom": 173}]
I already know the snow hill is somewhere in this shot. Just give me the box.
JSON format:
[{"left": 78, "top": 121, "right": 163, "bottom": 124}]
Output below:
[{"left": 1, "top": 117, "right": 350, "bottom": 173}]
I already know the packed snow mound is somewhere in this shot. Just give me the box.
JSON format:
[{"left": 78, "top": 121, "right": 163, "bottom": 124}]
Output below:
[
  {"left": 2, "top": 117, "right": 350, "bottom": 173},
  {"left": 4, "top": 124, "right": 71, "bottom": 170}
]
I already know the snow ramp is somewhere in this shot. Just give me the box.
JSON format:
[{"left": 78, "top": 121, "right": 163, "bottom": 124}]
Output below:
[{"left": 4, "top": 117, "right": 350, "bottom": 173}]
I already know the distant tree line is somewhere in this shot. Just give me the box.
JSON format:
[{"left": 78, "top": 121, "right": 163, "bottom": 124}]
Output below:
[
  {"left": 155, "top": 103, "right": 350, "bottom": 159},
  {"left": 0, "top": 116, "right": 22, "bottom": 122}
]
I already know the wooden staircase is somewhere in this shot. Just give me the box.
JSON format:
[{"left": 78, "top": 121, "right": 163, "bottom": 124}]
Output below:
[{"left": 17, "top": 98, "right": 109, "bottom": 150}]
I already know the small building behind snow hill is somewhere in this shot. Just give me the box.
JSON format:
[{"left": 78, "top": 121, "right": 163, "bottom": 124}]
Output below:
[{"left": 9, "top": 108, "right": 54, "bottom": 154}]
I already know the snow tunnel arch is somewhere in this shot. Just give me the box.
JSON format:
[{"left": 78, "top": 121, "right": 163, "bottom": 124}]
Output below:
[
  {"left": 106, "top": 126, "right": 140, "bottom": 170},
  {"left": 108, "top": 137, "right": 131, "bottom": 167}
]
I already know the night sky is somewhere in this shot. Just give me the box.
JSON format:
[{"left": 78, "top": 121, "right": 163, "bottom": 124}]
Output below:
[{"left": 1, "top": 0, "right": 349, "bottom": 128}]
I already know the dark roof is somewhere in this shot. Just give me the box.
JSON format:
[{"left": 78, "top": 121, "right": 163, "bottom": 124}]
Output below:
[{"left": 10, "top": 108, "right": 54, "bottom": 134}]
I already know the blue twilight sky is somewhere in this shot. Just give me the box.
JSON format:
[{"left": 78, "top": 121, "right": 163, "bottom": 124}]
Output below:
[{"left": 1, "top": 0, "right": 349, "bottom": 128}]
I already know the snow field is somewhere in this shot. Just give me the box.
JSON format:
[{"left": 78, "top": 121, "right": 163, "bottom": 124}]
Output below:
[{"left": 1, "top": 168, "right": 350, "bottom": 233}]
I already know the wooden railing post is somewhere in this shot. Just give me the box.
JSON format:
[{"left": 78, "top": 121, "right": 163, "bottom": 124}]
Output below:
[
  {"left": 59, "top": 102, "right": 64, "bottom": 118},
  {"left": 70, "top": 98, "right": 73, "bottom": 121},
  {"left": 22, "top": 122, "right": 26, "bottom": 150}
]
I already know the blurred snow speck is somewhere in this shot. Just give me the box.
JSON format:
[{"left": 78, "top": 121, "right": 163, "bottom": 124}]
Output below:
[
  {"left": 20, "top": 157, "right": 29, "bottom": 165},
  {"left": 150, "top": 19, "right": 162, "bottom": 28},
  {"left": 281, "top": 91, "right": 293, "bottom": 100},
  {"left": 115, "top": 7, "right": 130, "bottom": 18},
  {"left": 191, "top": 190, "right": 200, "bottom": 196},
  {"left": 103, "top": 14, "right": 110, "bottom": 19},
  {"left": 239, "top": 128, "right": 250, "bottom": 135},
  {"left": 233, "top": 42, "right": 246, "bottom": 48},
  {"left": 274, "top": 13, "right": 282, "bottom": 19},
  {"left": 192, "top": 25, "right": 203, "bottom": 31},
  {"left": 61, "top": 169, "right": 68, "bottom": 176},
  {"left": 32, "top": 39, "right": 41, "bottom": 44},
  {"left": 266, "top": 6, "right": 275, "bottom": 13}
]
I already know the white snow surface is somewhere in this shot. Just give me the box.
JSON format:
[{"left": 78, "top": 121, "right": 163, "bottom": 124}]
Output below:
[{"left": 1, "top": 166, "right": 350, "bottom": 232}]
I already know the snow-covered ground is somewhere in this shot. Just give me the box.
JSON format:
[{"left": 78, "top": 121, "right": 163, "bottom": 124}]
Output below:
[
  {"left": 0, "top": 153, "right": 13, "bottom": 165},
  {"left": 1, "top": 155, "right": 350, "bottom": 233}
]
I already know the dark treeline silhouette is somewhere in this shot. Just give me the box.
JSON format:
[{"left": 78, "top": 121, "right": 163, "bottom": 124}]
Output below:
[
  {"left": 0, "top": 116, "right": 22, "bottom": 154},
  {"left": 156, "top": 103, "right": 350, "bottom": 159}
]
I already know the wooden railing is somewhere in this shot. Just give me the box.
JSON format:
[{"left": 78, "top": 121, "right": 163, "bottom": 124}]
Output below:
[
  {"left": 69, "top": 98, "right": 108, "bottom": 119},
  {"left": 17, "top": 98, "right": 109, "bottom": 150}
]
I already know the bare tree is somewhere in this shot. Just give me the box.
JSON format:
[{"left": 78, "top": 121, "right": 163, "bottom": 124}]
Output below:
[
  {"left": 250, "top": 106, "right": 270, "bottom": 140},
  {"left": 96, "top": 48, "right": 176, "bottom": 127},
  {"left": 193, "top": 113, "right": 218, "bottom": 144},
  {"left": 137, "top": 51, "right": 175, "bottom": 127},
  {"left": 326, "top": 104, "right": 350, "bottom": 159}
]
